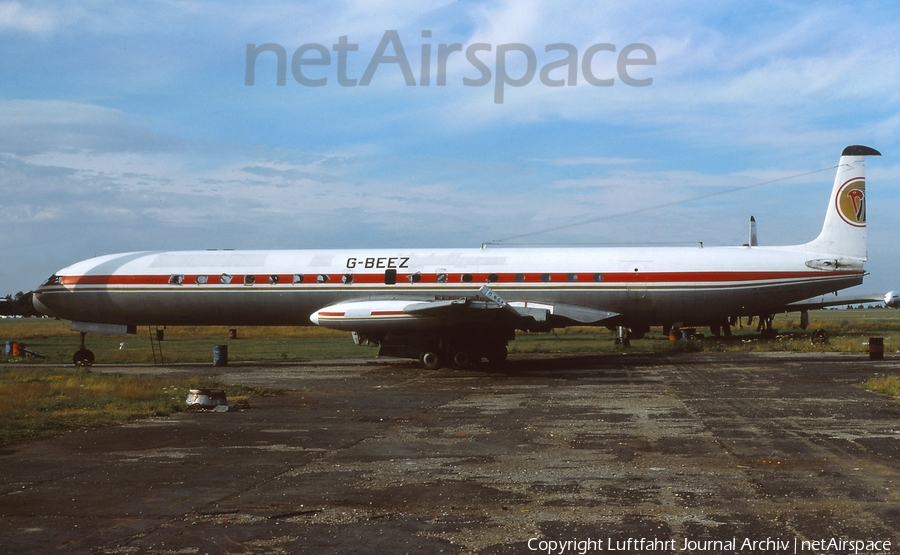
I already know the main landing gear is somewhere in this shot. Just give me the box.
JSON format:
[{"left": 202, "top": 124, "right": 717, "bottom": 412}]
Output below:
[
  {"left": 73, "top": 331, "right": 95, "bottom": 367},
  {"left": 373, "top": 327, "right": 513, "bottom": 369},
  {"left": 417, "top": 343, "right": 509, "bottom": 370}
]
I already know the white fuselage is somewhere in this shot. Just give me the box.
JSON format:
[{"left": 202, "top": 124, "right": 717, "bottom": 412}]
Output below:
[{"left": 32, "top": 243, "right": 861, "bottom": 329}]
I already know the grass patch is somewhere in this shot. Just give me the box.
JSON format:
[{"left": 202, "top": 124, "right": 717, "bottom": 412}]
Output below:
[
  {"left": 3, "top": 308, "right": 900, "bottom": 365},
  {"left": 0, "top": 367, "right": 279, "bottom": 445},
  {"left": 1, "top": 320, "right": 369, "bottom": 365},
  {"left": 861, "top": 375, "right": 900, "bottom": 400}
]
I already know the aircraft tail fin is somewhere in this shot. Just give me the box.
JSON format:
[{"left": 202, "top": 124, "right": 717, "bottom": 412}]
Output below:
[{"left": 803, "top": 145, "right": 880, "bottom": 260}]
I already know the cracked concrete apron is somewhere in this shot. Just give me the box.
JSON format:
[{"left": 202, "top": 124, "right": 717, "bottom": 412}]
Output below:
[{"left": 1, "top": 352, "right": 898, "bottom": 554}]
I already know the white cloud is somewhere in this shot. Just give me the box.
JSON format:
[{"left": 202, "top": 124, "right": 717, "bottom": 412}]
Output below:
[
  {"left": 0, "top": 100, "right": 121, "bottom": 126},
  {"left": 0, "top": 1, "right": 56, "bottom": 34},
  {"left": 532, "top": 157, "right": 644, "bottom": 167}
]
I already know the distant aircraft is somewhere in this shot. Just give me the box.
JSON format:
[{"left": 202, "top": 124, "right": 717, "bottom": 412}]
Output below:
[{"left": 33, "top": 146, "right": 883, "bottom": 367}]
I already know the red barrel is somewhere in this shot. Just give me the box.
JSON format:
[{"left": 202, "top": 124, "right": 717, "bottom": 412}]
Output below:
[
  {"left": 11, "top": 342, "right": 19, "bottom": 357},
  {"left": 869, "top": 337, "right": 884, "bottom": 360}
]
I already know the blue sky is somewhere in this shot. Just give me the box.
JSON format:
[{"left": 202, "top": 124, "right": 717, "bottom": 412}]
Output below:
[{"left": 1, "top": 1, "right": 899, "bottom": 296}]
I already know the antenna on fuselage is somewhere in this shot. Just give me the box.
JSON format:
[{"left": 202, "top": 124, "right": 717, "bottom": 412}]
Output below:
[{"left": 749, "top": 216, "right": 758, "bottom": 246}]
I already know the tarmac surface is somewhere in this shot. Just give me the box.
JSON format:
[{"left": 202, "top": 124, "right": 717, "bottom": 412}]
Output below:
[{"left": 1, "top": 352, "right": 899, "bottom": 554}]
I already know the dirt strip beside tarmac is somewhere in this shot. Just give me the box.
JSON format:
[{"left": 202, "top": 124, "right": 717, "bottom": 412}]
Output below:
[{"left": 1, "top": 352, "right": 898, "bottom": 554}]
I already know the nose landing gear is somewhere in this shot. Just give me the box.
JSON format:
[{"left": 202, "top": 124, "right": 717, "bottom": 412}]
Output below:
[{"left": 73, "top": 332, "right": 95, "bottom": 367}]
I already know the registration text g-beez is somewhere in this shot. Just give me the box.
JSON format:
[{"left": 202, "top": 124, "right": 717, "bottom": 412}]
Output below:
[{"left": 346, "top": 257, "right": 410, "bottom": 269}]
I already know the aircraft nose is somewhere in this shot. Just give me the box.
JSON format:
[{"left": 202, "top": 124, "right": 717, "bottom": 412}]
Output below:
[{"left": 31, "top": 291, "right": 57, "bottom": 317}]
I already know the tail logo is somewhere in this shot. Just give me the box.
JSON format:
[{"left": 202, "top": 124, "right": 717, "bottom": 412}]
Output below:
[{"left": 835, "top": 179, "right": 866, "bottom": 227}]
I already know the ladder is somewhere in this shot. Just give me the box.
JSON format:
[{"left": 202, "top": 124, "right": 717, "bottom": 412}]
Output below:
[{"left": 149, "top": 326, "right": 164, "bottom": 364}]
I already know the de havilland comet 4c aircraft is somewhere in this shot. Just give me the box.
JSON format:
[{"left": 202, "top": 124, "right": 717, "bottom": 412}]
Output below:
[{"left": 33, "top": 146, "right": 884, "bottom": 368}]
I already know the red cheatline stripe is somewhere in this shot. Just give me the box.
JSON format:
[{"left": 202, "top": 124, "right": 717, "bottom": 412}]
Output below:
[
  {"left": 58, "top": 270, "right": 862, "bottom": 287},
  {"left": 317, "top": 312, "right": 345, "bottom": 317}
]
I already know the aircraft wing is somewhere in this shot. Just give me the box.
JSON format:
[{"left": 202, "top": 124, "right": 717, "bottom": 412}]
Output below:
[
  {"left": 310, "top": 285, "right": 619, "bottom": 332},
  {"left": 775, "top": 292, "right": 890, "bottom": 313},
  {"left": 752, "top": 292, "right": 894, "bottom": 331}
]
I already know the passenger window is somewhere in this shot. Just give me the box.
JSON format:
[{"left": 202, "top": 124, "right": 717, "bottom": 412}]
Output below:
[
  {"left": 168, "top": 275, "right": 184, "bottom": 285},
  {"left": 196, "top": 275, "right": 208, "bottom": 285}
]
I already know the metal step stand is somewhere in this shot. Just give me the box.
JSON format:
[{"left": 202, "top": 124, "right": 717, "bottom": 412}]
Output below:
[{"left": 149, "top": 326, "right": 165, "bottom": 365}]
